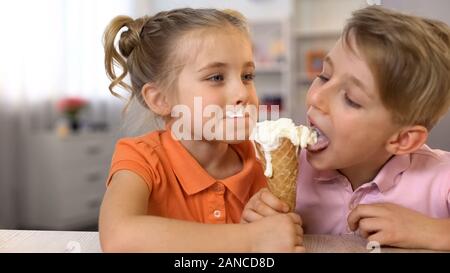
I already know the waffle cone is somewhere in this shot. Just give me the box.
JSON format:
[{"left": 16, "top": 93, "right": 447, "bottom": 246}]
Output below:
[{"left": 255, "top": 138, "right": 299, "bottom": 211}]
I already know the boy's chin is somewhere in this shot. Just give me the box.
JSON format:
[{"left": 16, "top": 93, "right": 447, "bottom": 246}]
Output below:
[{"left": 306, "top": 151, "right": 333, "bottom": 171}]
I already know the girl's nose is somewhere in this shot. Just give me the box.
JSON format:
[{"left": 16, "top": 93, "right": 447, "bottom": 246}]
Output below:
[
  {"left": 306, "top": 83, "right": 330, "bottom": 115},
  {"left": 231, "top": 81, "right": 249, "bottom": 106}
]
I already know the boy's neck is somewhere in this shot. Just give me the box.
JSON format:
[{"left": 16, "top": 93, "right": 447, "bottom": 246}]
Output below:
[{"left": 338, "top": 154, "right": 395, "bottom": 191}]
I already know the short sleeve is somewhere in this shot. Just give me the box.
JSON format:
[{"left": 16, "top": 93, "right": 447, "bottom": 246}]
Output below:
[{"left": 106, "top": 138, "right": 159, "bottom": 191}]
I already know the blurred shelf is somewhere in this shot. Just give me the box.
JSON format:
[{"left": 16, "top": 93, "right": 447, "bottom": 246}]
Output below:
[
  {"left": 297, "top": 73, "right": 316, "bottom": 85},
  {"left": 295, "top": 29, "right": 342, "bottom": 39},
  {"left": 258, "top": 110, "right": 288, "bottom": 121},
  {"left": 255, "top": 63, "right": 286, "bottom": 74}
]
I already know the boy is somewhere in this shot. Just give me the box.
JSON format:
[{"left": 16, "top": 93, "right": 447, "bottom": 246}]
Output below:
[{"left": 242, "top": 6, "right": 450, "bottom": 251}]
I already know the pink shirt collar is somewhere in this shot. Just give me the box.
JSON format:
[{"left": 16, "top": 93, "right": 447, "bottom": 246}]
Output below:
[{"left": 313, "top": 153, "right": 411, "bottom": 193}]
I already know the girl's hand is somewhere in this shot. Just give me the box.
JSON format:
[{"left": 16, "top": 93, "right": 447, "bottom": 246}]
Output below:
[
  {"left": 246, "top": 213, "right": 305, "bottom": 253},
  {"left": 241, "top": 188, "right": 290, "bottom": 223},
  {"left": 347, "top": 203, "right": 448, "bottom": 250}
]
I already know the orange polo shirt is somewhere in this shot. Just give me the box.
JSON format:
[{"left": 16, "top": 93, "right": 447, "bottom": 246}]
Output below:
[{"left": 107, "top": 129, "right": 268, "bottom": 224}]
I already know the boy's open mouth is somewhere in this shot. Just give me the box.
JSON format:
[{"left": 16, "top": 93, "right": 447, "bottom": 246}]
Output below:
[{"left": 308, "top": 125, "right": 330, "bottom": 153}]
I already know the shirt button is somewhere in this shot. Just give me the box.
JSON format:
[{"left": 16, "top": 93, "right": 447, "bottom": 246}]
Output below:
[
  {"left": 213, "top": 210, "right": 222, "bottom": 218},
  {"left": 213, "top": 182, "right": 225, "bottom": 192}
]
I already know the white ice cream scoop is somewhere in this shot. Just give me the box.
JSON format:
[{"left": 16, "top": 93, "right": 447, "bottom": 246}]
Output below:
[{"left": 251, "top": 118, "right": 317, "bottom": 177}]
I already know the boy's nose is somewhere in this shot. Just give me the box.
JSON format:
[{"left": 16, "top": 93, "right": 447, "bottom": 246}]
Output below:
[{"left": 306, "top": 83, "right": 330, "bottom": 115}]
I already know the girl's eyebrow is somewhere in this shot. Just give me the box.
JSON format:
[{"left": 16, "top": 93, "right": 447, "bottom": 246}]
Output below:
[
  {"left": 197, "top": 61, "right": 255, "bottom": 72},
  {"left": 244, "top": 61, "right": 255, "bottom": 69},
  {"left": 197, "top": 62, "right": 227, "bottom": 72}
]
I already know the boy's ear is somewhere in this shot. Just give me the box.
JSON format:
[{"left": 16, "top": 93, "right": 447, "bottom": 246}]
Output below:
[
  {"left": 141, "top": 83, "right": 171, "bottom": 116},
  {"left": 385, "top": 125, "right": 428, "bottom": 155}
]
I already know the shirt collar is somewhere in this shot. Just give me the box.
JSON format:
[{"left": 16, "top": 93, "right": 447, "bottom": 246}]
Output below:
[
  {"left": 372, "top": 153, "right": 411, "bottom": 192},
  {"left": 313, "top": 154, "right": 411, "bottom": 192},
  {"left": 161, "top": 128, "right": 254, "bottom": 204}
]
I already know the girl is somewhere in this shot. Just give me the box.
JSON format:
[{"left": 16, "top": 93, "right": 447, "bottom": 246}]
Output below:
[{"left": 99, "top": 8, "right": 304, "bottom": 252}]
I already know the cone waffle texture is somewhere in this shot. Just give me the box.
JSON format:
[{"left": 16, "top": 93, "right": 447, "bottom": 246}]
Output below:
[{"left": 255, "top": 138, "right": 299, "bottom": 211}]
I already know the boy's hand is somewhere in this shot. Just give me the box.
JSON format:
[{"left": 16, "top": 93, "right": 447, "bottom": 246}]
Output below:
[
  {"left": 347, "top": 203, "right": 438, "bottom": 249},
  {"left": 241, "top": 188, "right": 290, "bottom": 223},
  {"left": 246, "top": 213, "right": 305, "bottom": 253}
]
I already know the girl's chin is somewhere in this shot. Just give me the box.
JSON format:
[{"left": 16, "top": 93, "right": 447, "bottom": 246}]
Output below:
[{"left": 221, "top": 139, "right": 247, "bottom": 145}]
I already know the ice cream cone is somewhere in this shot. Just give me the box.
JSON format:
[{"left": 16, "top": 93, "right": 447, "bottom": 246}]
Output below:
[{"left": 255, "top": 138, "right": 298, "bottom": 211}]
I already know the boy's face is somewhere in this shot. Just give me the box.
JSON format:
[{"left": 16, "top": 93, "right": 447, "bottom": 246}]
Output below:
[{"left": 306, "top": 35, "right": 400, "bottom": 172}]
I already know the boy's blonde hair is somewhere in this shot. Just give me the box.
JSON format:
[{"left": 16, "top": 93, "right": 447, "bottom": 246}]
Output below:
[
  {"left": 343, "top": 6, "right": 450, "bottom": 130},
  {"left": 103, "top": 8, "right": 249, "bottom": 113}
]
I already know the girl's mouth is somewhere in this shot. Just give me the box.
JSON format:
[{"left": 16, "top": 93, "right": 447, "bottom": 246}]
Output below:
[
  {"left": 225, "top": 110, "right": 245, "bottom": 119},
  {"left": 308, "top": 125, "right": 330, "bottom": 153}
]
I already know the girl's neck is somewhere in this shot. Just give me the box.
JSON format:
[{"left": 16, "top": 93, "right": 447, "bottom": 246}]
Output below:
[
  {"left": 338, "top": 153, "right": 394, "bottom": 191},
  {"left": 179, "top": 139, "right": 242, "bottom": 180}
]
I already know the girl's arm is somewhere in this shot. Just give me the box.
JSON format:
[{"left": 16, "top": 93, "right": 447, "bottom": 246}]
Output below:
[{"left": 99, "top": 170, "right": 304, "bottom": 253}]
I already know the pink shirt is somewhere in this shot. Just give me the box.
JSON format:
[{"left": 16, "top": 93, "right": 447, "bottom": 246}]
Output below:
[{"left": 296, "top": 145, "right": 450, "bottom": 235}]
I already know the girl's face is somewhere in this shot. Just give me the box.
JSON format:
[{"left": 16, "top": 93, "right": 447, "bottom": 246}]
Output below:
[
  {"left": 306, "top": 35, "right": 400, "bottom": 174},
  {"left": 171, "top": 27, "right": 258, "bottom": 143}
]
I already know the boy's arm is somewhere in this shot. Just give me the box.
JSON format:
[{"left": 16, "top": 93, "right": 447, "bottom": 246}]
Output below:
[
  {"left": 99, "top": 171, "right": 304, "bottom": 252},
  {"left": 347, "top": 203, "right": 450, "bottom": 251}
]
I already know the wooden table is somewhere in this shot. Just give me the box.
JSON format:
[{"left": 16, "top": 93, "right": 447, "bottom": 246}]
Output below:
[{"left": 0, "top": 229, "right": 443, "bottom": 253}]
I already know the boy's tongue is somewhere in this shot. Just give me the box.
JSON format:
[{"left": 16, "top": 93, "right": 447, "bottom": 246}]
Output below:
[{"left": 307, "top": 128, "right": 330, "bottom": 152}]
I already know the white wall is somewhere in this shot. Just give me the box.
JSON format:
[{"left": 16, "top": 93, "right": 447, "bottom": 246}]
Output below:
[
  {"left": 295, "top": 0, "right": 367, "bottom": 32},
  {"left": 146, "top": 0, "right": 292, "bottom": 21},
  {"left": 383, "top": 0, "right": 450, "bottom": 24},
  {"left": 383, "top": 0, "right": 450, "bottom": 150}
]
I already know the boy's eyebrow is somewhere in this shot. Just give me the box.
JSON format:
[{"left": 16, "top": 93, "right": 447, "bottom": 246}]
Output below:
[
  {"left": 348, "top": 75, "right": 372, "bottom": 99},
  {"left": 326, "top": 55, "right": 372, "bottom": 99},
  {"left": 324, "top": 56, "right": 334, "bottom": 70}
]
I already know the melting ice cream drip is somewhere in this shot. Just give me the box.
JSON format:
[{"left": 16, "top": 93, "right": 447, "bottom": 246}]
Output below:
[{"left": 251, "top": 118, "right": 317, "bottom": 177}]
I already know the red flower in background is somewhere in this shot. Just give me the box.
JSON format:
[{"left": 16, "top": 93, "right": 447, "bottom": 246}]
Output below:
[{"left": 57, "top": 97, "right": 88, "bottom": 118}]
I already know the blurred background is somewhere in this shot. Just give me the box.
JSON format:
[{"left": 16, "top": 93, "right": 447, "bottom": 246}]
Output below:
[{"left": 0, "top": 0, "right": 449, "bottom": 231}]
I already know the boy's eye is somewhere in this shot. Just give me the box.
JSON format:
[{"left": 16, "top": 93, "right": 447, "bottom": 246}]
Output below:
[
  {"left": 207, "top": 74, "right": 224, "bottom": 82},
  {"left": 242, "top": 73, "right": 255, "bottom": 82},
  {"left": 344, "top": 93, "right": 361, "bottom": 109},
  {"left": 317, "top": 74, "right": 330, "bottom": 82}
]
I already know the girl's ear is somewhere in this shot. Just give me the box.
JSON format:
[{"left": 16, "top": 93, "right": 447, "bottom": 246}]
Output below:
[
  {"left": 385, "top": 125, "right": 428, "bottom": 155},
  {"left": 141, "top": 83, "right": 171, "bottom": 116}
]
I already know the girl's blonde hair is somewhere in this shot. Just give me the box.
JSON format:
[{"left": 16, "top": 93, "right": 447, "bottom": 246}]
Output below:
[
  {"left": 343, "top": 6, "right": 450, "bottom": 130},
  {"left": 103, "top": 8, "right": 249, "bottom": 114}
]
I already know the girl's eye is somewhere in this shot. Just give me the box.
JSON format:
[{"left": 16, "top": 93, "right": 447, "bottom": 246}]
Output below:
[
  {"left": 344, "top": 93, "right": 361, "bottom": 109},
  {"left": 242, "top": 73, "right": 255, "bottom": 82},
  {"left": 207, "top": 74, "right": 224, "bottom": 82},
  {"left": 317, "top": 74, "right": 330, "bottom": 82}
]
